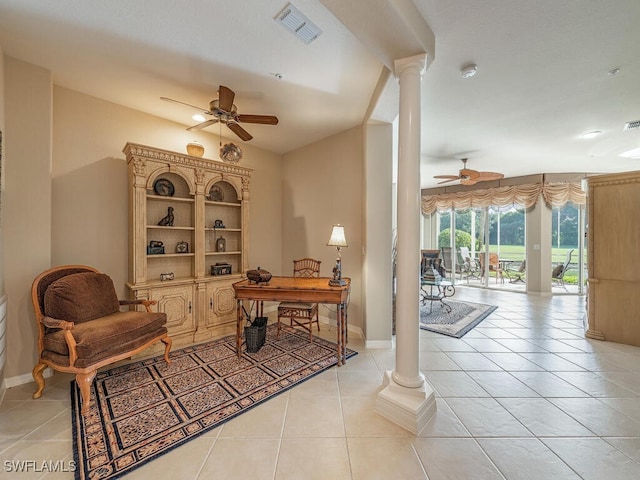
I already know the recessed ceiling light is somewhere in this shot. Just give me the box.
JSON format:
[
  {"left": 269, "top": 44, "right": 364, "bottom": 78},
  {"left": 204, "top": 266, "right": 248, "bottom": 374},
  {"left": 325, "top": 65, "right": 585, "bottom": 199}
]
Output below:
[
  {"left": 192, "top": 114, "right": 206, "bottom": 122},
  {"left": 581, "top": 131, "right": 602, "bottom": 139},
  {"left": 619, "top": 147, "right": 640, "bottom": 159},
  {"left": 461, "top": 64, "right": 477, "bottom": 78}
]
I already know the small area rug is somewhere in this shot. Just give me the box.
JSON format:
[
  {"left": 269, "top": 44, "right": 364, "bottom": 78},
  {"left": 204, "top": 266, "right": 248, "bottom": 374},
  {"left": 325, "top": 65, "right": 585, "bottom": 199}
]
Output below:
[
  {"left": 71, "top": 324, "right": 356, "bottom": 480},
  {"left": 420, "top": 300, "right": 497, "bottom": 338}
]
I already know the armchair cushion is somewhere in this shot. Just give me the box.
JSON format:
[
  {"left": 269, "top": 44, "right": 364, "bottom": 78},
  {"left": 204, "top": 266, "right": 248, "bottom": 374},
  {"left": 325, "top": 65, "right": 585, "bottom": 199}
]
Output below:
[
  {"left": 44, "top": 272, "right": 120, "bottom": 324},
  {"left": 43, "top": 310, "right": 167, "bottom": 368}
]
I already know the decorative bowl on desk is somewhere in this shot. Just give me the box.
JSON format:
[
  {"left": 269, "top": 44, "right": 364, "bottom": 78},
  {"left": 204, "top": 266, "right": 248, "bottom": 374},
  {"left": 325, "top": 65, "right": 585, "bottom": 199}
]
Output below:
[{"left": 246, "top": 267, "right": 272, "bottom": 284}]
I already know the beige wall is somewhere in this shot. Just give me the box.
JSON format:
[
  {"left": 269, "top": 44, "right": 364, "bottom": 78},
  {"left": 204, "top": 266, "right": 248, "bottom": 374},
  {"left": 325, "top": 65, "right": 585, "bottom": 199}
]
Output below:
[
  {"left": 0, "top": 48, "right": 6, "bottom": 396},
  {"left": 4, "top": 57, "right": 53, "bottom": 379},
  {"left": 363, "top": 123, "right": 393, "bottom": 343},
  {"left": 2, "top": 77, "right": 283, "bottom": 382},
  {"left": 282, "top": 126, "right": 364, "bottom": 331}
]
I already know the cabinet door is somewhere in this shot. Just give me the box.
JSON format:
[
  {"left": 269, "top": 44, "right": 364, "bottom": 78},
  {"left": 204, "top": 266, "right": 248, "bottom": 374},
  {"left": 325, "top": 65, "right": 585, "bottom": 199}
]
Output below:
[
  {"left": 205, "top": 280, "right": 237, "bottom": 328},
  {"left": 150, "top": 284, "right": 196, "bottom": 337}
]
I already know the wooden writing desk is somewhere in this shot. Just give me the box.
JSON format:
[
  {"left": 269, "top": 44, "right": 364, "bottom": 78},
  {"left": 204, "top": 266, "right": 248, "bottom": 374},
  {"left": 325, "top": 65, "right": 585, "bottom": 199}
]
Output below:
[{"left": 232, "top": 276, "right": 351, "bottom": 365}]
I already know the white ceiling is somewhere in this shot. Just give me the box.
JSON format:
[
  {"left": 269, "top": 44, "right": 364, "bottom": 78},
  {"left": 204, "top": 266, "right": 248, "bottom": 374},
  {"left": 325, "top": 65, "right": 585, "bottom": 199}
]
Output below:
[{"left": 1, "top": 0, "right": 639, "bottom": 188}]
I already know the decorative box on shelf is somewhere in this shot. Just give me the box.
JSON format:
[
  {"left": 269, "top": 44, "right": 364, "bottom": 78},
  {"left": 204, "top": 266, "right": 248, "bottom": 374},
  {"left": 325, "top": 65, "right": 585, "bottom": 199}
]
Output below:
[
  {"left": 147, "top": 246, "right": 165, "bottom": 255},
  {"left": 212, "top": 263, "right": 232, "bottom": 276}
]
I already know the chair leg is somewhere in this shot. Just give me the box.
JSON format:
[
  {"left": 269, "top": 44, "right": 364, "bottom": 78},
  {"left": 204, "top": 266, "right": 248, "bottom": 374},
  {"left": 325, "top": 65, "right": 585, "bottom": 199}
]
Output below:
[
  {"left": 32, "top": 362, "right": 48, "bottom": 399},
  {"left": 161, "top": 335, "right": 172, "bottom": 365},
  {"left": 76, "top": 371, "right": 97, "bottom": 416},
  {"left": 277, "top": 312, "right": 282, "bottom": 338}
]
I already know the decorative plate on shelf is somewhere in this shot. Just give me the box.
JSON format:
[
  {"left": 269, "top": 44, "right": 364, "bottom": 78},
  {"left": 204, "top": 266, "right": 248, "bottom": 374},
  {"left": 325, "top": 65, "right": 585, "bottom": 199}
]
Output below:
[
  {"left": 153, "top": 178, "right": 175, "bottom": 196},
  {"left": 209, "top": 184, "right": 224, "bottom": 202}
]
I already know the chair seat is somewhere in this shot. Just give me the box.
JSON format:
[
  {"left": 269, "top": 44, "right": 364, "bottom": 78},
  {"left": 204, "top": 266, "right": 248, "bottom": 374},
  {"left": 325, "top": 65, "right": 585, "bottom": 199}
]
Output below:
[
  {"left": 43, "top": 310, "right": 167, "bottom": 367},
  {"left": 278, "top": 302, "right": 316, "bottom": 310}
]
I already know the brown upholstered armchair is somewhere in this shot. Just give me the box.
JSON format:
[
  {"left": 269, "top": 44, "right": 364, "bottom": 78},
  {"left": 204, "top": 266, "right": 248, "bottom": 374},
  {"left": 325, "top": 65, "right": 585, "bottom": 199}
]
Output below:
[{"left": 31, "top": 265, "right": 172, "bottom": 415}]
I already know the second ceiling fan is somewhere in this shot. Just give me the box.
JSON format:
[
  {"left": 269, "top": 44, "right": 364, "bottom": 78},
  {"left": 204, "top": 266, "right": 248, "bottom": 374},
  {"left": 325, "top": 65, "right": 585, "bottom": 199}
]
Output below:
[
  {"left": 434, "top": 158, "right": 504, "bottom": 185},
  {"left": 161, "top": 85, "right": 278, "bottom": 141}
]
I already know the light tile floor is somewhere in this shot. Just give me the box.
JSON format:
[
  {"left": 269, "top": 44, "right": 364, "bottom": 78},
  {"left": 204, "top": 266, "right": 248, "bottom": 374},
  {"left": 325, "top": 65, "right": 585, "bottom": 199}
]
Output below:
[{"left": 1, "top": 287, "right": 640, "bottom": 479}]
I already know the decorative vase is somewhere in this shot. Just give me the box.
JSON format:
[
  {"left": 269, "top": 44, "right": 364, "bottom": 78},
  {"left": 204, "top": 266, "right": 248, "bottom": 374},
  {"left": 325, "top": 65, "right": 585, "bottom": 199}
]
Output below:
[{"left": 186, "top": 141, "right": 205, "bottom": 157}]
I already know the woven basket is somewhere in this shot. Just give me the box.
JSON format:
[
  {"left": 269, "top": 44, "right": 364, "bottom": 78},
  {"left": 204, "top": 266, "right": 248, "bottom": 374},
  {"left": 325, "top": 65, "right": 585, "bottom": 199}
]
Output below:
[{"left": 244, "top": 316, "right": 268, "bottom": 353}]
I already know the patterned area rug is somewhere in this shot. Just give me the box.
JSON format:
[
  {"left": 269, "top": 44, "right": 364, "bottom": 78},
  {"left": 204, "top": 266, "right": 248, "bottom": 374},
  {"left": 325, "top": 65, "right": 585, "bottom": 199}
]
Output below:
[
  {"left": 70, "top": 324, "right": 357, "bottom": 480},
  {"left": 420, "top": 300, "right": 497, "bottom": 338}
]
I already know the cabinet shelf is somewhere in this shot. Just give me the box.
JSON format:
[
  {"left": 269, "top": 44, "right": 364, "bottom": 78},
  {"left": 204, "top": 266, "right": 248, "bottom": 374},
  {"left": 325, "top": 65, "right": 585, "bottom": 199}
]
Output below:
[
  {"left": 147, "top": 253, "right": 195, "bottom": 259},
  {"left": 205, "top": 200, "right": 241, "bottom": 207},
  {"left": 205, "top": 251, "right": 242, "bottom": 256},
  {"left": 147, "top": 225, "right": 195, "bottom": 231},
  {"left": 205, "top": 228, "right": 241, "bottom": 232},
  {"left": 147, "top": 194, "right": 194, "bottom": 203}
]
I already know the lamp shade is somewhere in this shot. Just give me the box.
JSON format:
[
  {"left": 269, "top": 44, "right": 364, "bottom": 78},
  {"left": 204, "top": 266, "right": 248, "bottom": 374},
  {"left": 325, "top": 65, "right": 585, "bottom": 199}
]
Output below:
[{"left": 327, "top": 224, "right": 348, "bottom": 247}]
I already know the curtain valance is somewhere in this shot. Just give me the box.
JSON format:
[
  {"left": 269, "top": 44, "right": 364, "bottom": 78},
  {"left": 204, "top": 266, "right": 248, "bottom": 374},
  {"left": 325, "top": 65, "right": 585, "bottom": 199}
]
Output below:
[{"left": 421, "top": 182, "right": 585, "bottom": 215}]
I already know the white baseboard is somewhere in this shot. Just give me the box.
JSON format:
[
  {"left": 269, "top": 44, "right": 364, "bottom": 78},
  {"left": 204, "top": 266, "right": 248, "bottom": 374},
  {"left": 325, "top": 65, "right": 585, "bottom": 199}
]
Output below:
[
  {"left": 366, "top": 339, "right": 393, "bottom": 349},
  {"left": 4, "top": 367, "right": 53, "bottom": 389}
]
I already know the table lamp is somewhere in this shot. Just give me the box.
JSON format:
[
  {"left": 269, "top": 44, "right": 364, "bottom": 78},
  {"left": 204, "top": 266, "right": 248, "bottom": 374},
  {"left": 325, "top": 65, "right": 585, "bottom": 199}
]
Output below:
[{"left": 327, "top": 224, "right": 348, "bottom": 286}]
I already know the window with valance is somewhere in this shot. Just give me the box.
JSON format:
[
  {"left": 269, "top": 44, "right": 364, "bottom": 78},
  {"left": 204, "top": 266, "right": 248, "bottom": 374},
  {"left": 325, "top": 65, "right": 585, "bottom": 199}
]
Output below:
[{"left": 421, "top": 176, "right": 586, "bottom": 215}]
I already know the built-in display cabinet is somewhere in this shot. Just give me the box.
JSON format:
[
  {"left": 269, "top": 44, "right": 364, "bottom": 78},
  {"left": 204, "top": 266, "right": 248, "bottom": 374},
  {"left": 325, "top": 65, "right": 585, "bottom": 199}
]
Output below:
[
  {"left": 124, "top": 143, "right": 251, "bottom": 350},
  {"left": 586, "top": 170, "right": 640, "bottom": 347}
]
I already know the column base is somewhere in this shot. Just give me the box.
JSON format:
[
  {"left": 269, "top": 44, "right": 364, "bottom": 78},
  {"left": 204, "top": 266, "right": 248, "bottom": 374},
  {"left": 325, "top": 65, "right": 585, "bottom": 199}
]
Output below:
[{"left": 374, "top": 370, "right": 437, "bottom": 435}]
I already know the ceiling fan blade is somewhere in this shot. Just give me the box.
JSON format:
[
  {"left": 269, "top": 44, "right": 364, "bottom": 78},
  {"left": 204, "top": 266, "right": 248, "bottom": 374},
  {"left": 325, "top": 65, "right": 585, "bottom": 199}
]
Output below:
[
  {"left": 187, "top": 119, "right": 218, "bottom": 131},
  {"left": 237, "top": 114, "right": 279, "bottom": 125},
  {"left": 218, "top": 85, "right": 235, "bottom": 112},
  {"left": 227, "top": 121, "right": 253, "bottom": 141},
  {"left": 160, "top": 96, "right": 211, "bottom": 114},
  {"left": 437, "top": 178, "right": 460, "bottom": 184},
  {"left": 476, "top": 171, "right": 505, "bottom": 182},
  {"left": 433, "top": 175, "right": 460, "bottom": 180}
]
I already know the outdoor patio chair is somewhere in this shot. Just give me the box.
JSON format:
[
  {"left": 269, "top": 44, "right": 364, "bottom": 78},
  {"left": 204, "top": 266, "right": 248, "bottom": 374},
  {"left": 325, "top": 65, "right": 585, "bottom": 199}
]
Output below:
[
  {"left": 459, "top": 246, "right": 480, "bottom": 282},
  {"left": 552, "top": 249, "right": 574, "bottom": 288},
  {"left": 479, "top": 252, "right": 504, "bottom": 284},
  {"left": 505, "top": 259, "right": 526, "bottom": 283}
]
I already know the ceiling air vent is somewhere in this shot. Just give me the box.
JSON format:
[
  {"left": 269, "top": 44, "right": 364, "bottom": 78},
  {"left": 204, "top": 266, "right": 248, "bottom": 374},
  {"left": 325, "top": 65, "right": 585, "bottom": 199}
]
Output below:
[
  {"left": 275, "top": 3, "right": 322, "bottom": 45},
  {"left": 624, "top": 120, "right": 640, "bottom": 130}
]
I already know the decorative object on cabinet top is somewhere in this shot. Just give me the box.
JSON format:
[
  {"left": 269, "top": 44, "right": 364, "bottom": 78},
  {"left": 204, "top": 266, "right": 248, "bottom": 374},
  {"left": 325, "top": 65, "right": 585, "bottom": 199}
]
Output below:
[
  {"left": 186, "top": 141, "right": 205, "bottom": 158},
  {"left": 123, "top": 143, "right": 254, "bottom": 178},
  {"left": 220, "top": 142, "right": 243, "bottom": 164},
  {"left": 246, "top": 267, "right": 272, "bottom": 284},
  {"left": 153, "top": 178, "right": 175, "bottom": 196}
]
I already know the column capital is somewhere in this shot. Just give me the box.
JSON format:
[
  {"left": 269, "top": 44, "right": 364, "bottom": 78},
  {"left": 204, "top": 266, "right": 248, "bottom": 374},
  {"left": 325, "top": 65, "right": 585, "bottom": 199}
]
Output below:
[{"left": 394, "top": 53, "right": 427, "bottom": 78}]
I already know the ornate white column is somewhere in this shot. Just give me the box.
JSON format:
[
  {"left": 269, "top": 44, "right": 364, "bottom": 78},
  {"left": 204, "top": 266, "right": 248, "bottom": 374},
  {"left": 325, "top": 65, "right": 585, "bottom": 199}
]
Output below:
[{"left": 375, "top": 53, "right": 436, "bottom": 434}]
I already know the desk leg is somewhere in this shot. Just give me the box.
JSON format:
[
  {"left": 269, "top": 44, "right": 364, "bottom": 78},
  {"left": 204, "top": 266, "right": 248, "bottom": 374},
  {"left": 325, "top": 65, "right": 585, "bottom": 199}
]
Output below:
[
  {"left": 236, "top": 299, "right": 243, "bottom": 358},
  {"left": 336, "top": 302, "right": 348, "bottom": 366}
]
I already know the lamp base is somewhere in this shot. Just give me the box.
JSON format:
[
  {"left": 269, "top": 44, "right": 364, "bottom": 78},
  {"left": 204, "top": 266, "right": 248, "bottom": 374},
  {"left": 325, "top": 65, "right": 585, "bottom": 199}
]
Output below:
[{"left": 329, "top": 278, "right": 347, "bottom": 286}]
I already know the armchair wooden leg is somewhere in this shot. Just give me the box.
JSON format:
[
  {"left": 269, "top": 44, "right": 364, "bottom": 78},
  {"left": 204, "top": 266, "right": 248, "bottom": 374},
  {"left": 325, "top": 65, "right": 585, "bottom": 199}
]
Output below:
[
  {"left": 161, "top": 335, "right": 172, "bottom": 365},
  {"left": 32, "top": 362, "right": 48, "bottom": 399},
  {"left": 76, "top": 371, "right": 97, "bottom": 416}
]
